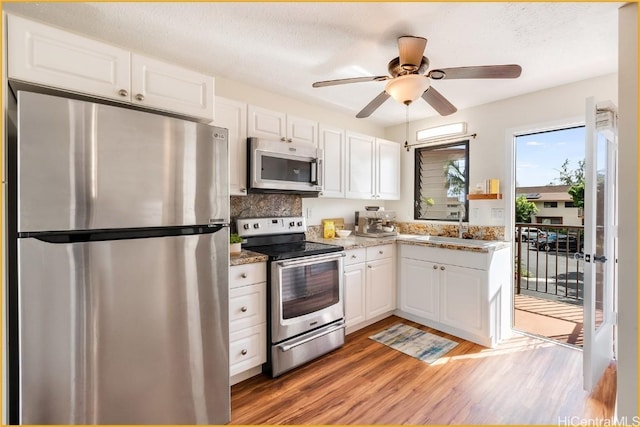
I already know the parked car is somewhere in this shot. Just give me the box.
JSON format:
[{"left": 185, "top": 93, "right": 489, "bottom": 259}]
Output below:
[
  {"left": 516, "top": 227, "right": 545, "bottom": 242},
  {"left": 534, "top": 233, "right": 580, "bottom": 252}
]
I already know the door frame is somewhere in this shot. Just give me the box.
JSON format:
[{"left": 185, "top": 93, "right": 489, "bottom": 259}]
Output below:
[{"left": 504, "top": 116, "right": 584, "bottom": 331}]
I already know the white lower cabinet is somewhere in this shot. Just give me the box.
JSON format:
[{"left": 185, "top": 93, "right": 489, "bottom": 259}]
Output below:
[
  {"left": 229, "top": 263, "right": 266, "bottom": 383},
  {"left": 343, "top": 245, "right": 396, "bottom": 334},
  {"left": 397, "top": 243, "right": 510, "bottom": 347}
]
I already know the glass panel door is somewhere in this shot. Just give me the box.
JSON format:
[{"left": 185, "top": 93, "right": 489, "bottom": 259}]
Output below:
[{"left": 583, "top": 97, "right": 617, "bottom": 392}]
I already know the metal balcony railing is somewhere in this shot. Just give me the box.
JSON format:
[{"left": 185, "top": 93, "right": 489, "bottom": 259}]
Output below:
[{"left": 514, "top": 223, "right": 584, "bottom": 303}]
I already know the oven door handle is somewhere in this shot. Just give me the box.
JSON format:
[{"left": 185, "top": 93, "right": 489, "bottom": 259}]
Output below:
[
  {"left": 276, "top": 251, "right": 345, "bottom": 268},
  {"left": 277, "top": 320, "right": 345, "bottom": 352}
]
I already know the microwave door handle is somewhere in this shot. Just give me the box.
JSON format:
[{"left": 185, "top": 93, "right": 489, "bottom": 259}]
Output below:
[
  {"left": 310, "top": 158, "right": 318, "bottom": 185},
  {"left": 310, "top": 158, "right": 322, "bottom": 186}
]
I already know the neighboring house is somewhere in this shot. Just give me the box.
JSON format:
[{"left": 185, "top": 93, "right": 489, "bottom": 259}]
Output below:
[{"left": 516, "top": 185, "right": 582, "bottom": 226}]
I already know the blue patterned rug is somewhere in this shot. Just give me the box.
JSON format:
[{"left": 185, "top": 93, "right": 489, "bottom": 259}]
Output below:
[{"left": 369, "top": 323, "right": 458, "bottom": 364}]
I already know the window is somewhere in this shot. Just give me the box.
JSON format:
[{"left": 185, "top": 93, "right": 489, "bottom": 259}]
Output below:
[
  {"left": 543, "top": 201, "right": 558, "bottom": 208},
  {"left": 414, "top": 140, "right": 469, "bottom": 221},
  {"left": 565, "top": 201, "right": 575, "bottom": 208}
]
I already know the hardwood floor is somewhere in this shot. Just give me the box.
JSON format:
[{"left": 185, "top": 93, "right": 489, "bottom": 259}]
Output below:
[{"left": 231, "top": 316, "right": 616, "bottom": 424}]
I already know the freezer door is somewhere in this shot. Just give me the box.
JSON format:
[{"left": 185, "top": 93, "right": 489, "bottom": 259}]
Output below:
[
  {"left": 16, "top": 91, "right": 228, "bottom": 233},
  {"left": 17, "top": 231, "right": 229, "bottom": 424}
]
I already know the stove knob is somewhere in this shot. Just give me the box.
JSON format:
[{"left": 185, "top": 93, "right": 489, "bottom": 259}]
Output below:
[
  {"left": 297, "top": 221, "right": 303, "bottom": 227},
  {"left": 253, "top": 223, "right": 260, "bottom": 229},
  {"left": 243, "top": 224, "right": 250, "bottom": 230},
  {"left": 289, "top": 221, "right": 295, "bottom": 227}
]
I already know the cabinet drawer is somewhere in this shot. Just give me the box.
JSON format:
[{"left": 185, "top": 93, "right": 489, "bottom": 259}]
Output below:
[
  {"left": 366, "top": 244, "right": 394, "bottom": 261},
  {"left": 230, "top": 262, "right": 266, "bottom": 288},
  {"left": 229, "top": 324, "right": 266, "bottom": 376},
  {"left": 344, "top": 248, "right": 366, "bottom": 266},
  {"left": 230, "top": 282, "right": 266, "bottom": 332}
]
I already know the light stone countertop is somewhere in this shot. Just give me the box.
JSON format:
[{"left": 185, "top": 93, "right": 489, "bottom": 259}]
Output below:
[
  {"left": 229, "top": 249, "right": 268, "bottom": 266},
  {"left": 230, "top": 234, "right": 511, "bottom": 266}
]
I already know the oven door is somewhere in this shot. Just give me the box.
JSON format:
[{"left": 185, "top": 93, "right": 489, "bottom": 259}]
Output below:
[
  {"left": 271, "top": 252, "right": 344, "bottom": 344},
  {"left": 249, "top": 138, "right": 323, "bottom": 193}
]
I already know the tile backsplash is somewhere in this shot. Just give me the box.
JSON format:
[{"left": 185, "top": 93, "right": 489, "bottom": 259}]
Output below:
[
  {"left": 230, "top": 194, "right": 302, "bottom": 232},
  {"left": 230, "top": 194, "right": 505, "bottom": 241}
]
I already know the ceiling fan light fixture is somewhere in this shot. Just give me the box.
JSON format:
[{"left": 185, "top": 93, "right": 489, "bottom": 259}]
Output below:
[{"left": 385, "top": 75, "right": 430, "bottom": 105}]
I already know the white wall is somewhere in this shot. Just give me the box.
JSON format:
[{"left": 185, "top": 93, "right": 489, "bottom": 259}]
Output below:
[
  {"left": 301, "top": 197, "right": 383, "bottom": 227},
  {"left": 384, "top": 73, "right": 618, "bottom": 230},
  {"left": 616, "top": 2, "right": 637, "bottom": 419}
]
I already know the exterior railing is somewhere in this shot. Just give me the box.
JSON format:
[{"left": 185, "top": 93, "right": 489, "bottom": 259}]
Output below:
[{"left": 514, "top": 223, "right": 584, "bottom": 303}]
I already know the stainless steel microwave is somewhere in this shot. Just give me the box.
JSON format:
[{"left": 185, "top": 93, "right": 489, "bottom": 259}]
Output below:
[{"left": 247, "top": 137, "right": 323, "bottom": 196}]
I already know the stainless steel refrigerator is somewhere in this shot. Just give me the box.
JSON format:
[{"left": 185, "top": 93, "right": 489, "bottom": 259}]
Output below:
[{"left": 7, "top": 91, "right": 230, "bottom": 424}]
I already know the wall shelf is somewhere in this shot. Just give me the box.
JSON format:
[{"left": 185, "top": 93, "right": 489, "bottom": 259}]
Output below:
[{"left": 467, "top": 193, "right": 503, "bottom": 200}]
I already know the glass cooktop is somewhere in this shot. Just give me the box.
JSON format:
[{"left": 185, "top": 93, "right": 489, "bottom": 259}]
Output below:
[{"left": 248, "top": 241, "right": 344, "bottom": 261}]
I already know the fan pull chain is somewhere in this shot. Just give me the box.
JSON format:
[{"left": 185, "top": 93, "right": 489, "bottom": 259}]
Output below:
[{"left": 404, "top": 105, "right": 410, "bottom": 146}]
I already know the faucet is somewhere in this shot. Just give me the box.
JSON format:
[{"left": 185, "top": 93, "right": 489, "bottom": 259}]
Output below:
[{"left": 458, "top": 203, "right": 466, "bottom": 238}]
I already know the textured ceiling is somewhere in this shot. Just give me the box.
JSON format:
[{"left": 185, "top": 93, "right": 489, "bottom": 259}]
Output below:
[{"left": 3, "top": 2, "right": 621, "bottom": 126}]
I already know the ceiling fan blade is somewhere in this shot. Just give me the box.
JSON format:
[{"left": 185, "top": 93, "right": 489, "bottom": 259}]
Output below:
[
  {"left": 312, "top": 76, "right": 389, "bottom": 88},
  {"left": 398, "top": 36, "right": 427, "bottom": 71},
  {"left": 421, "top": 87, "right": 457, "bottom": 116},
  {"left": 356, "top": 91, "right": 391, "bottom": 118},
  {"left": 428, "top": 64, "right": 522, "bottom": 80}
]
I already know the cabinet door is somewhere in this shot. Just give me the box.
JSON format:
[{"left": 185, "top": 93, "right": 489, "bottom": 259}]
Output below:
[
  {"left": 366, "top": 258, "right": 395, "bottom": 318},
  {"left": 439, "top": 264, "right": 486, "bottom": 336},
  {"left": 375, "top": 138, "right": 401, "bottom": 200},
  {"left": 287, "top": 115, "right": 318, "bottom": 146},
  {"left": 8, "top": 14, "right": 131, "bottom": 102},
  {"left": 216, "top": 97, "right": 248, "bottom": 195},
  {"left": 344, "top": 263, "right": 366, "bottom": 329},
  {"left": 399, "top": 258, "right": 439, "bottom": 321},
  {"left": 130, "top": 54, "right": 214, "bottom": 121},
  {"left": 318, "top": 125, "right": 346, "bottom": 198},
  {"left": 247, "top": 105, "right": 286, "bottom": 140},
  {"left": 346, "top": 132, "right": 375, "bottom": 199}
]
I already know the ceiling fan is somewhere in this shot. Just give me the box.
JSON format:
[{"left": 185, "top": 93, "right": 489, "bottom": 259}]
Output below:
[{"left": 312, "top": 36, "right": 522, "bottom": 118}]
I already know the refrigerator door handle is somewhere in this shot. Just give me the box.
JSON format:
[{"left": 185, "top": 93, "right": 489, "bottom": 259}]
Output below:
[{"left": 22, "top": 224, "right": 229, "bottom": 243}]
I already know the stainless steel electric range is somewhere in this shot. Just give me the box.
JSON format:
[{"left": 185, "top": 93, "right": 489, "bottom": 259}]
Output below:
[{"left": 237, "top": 216, "right": 345, "bottom": 377}]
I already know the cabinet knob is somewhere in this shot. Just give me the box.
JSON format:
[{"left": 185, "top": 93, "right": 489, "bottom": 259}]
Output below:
[
  {"left": 118, "top": 89, "right": 128, "bottom": 97},
  {"left": 241, "top": 273, "right": 248, "bottom": 278},
  {"left": 280, "top": 137, "right": 286, "bottom": 142},
  {"left": 379, "top": 250, "right": 384, "bottom": 255},
  {"left": 241, "top": 306, "right": 248, "bottom": 312},
  {"left": 241, "top": 349, "right": 248, "bottom": 356},
  {"left": 135, "top": 93, "right": 145, "bottom": 102},
  {"left": 440, "top": 266, "right": 445, "bottom": 271},
  {"left": 240, "top": 188, "right": 246, "bottom": 193},
  {"left": 433, "top": 265, "right": 438, "bottom": 270},
  {"left": 351, "top": 255, "right": 357, "bottom": 259},
  {"left": 287, "top": 138, "right": 293, "bottom": 143}
]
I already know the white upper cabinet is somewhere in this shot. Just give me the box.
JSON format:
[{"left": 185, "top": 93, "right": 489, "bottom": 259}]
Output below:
[
  {"left": 375, "top": 137, "right": 401, "bottom": 200},
  {"left": 215, "top": 97, "right": 248, "bottom": 196},
  {"left": 318, "top": 125, "right": 346, "bottom": 198},
  {"left": 346, "top": 132, "right": 400, "bottom": 200},
  {"left": 130, "top": 54, "right": 214, "bottom": 121},
  {"left": 7, "top": 14, "right": 214, "bottom": 121},
  {"left": 248, "top": 105, "right": 317, "bottom": 145},
  {"left": 8, "top": 14, "right": 131, "bottom": 101},
  {"left": 345, "top": 132, "right": 376, "bottom": 199}
]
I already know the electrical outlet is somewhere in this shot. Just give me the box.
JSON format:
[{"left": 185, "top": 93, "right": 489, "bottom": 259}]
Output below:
[
  {"left": 491, "top": 208, "right": 504, "bottom": 219},
  {"left": 306, "top": 208, "right": 313, "bottom": 218}
]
